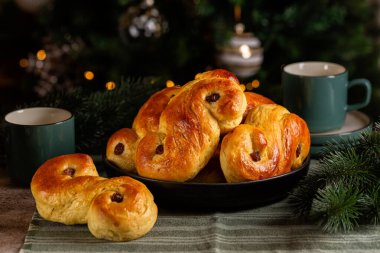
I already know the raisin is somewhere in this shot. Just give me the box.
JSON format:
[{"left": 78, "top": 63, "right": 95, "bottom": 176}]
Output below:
[
  {"left": 296, "top": 144, "right": 301, "bottom": 158},
  {"left": 111, "top": 192, "right": 124, "bottom": 203},
  {"left": 155, "top": 144, "right": 164, "bottom": 154},
  {"left": 205, "top": 93, "right": 220, "bottom": 103},
  {"left": 114, "top": 143, "right": 124, "bottom": 155},
  {"left": 250, "top": 151, "right": 261, "bottom": 162},
  {"left": 63, "top": 167, "right": 75, "bottom": 177}
]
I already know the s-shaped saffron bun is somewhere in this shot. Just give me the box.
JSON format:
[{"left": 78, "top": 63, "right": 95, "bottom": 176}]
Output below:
[
  {"left": 31, "top": 153, "right": 158, "bottom": 241},
  {"left": 135, "top": 69, "right": 247, "bottom": 182},
  {"left": 106, "top": 86, "right": 181, "bottom": 172},
  {"left": 220, "top": 104, "right": 310, "bottom": 183}
]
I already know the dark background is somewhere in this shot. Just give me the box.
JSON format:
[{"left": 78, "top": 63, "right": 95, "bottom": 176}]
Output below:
[{"left": 1, "top": 0, "right": 379, "bottom": 153}]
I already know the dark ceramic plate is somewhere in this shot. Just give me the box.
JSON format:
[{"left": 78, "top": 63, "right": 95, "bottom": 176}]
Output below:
[{"left": 104, "top": 155, "right": 310, "bottom": 211}]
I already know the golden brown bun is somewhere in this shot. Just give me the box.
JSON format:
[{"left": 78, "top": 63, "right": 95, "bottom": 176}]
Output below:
[
  {"left": 135, "top": 69, "right": 247, "bottom": 182},
  {"left": 195, "top": 68, "right": 240, "bottom": 83},
  {"left": 220, "top": 104, "right": 310, "bottom": 183},
  {"left": 106, "top": 87, "right": 180, "bottom": 172},
  {"left": 133, "top": 86, "right": 181, "bottom": 138},
  {"left": 31, "top": 154, "right": 157, "bottom": 241},
  {"left": 243, "top": 92, "right": 275, "bottom": 120},
  {"left": 190, "top": 144, "right": 226, "bottom": 183},
  {"left": 106, "top": 128, "right": 138, "bottom": 172},
  {"left": 87, "top": 176, "right": 157, "bottom": 241}
]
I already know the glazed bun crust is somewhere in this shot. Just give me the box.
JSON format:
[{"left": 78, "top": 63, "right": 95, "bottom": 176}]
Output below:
[
  {"left": 105, "top": 69, "right": 310, "bottom": 185},
  {"left": 243, "top": 92, "right": 275, "bottom": 120},
  {"left": 87, "top": 176, "right": 157, "bottom": 241},
  {"left": 31, "top": 153, "right": 102, "bottom": 224},
  {"left": 136, "top": 69, "right": 247, "bottom": 182},
  {"left": 106, "top": 128, "right": 139, "bottom": 172},
  {"left": 220, "top": 104, "right": 310, "bottom": 183},
  {"left": 106, "top": 86, "right": 180, "bottom": 172},
  {"left": 31, "top": 154, "right": 157, "bottom": 241},
  {"left": 133, "top": 86, "right": 181, "bottom": 138}
]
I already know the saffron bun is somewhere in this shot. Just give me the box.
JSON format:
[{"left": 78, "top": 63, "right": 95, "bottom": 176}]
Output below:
[
  {"left": 220, "top": 104, "right": 310, "bottom": 183},
  {"left": 243, "top": 91, "right": 275, "bottom": 120},
  {"left": 106, "top": 128, "right": 139, "bottom": 172},
  {"left": 106, "top": 69, "right": 310, "bottom": 185},
  {"left": 133, "top": 86, "right": 181, "bottom": 138},
  {"left": 135, "top": 69, "right": 247, "bottom": 182},
  {"left": 31, "top": 153, "right": 158, "bottom": 241},
  {"left": 190, "top": 144, "right": 226, "bottom": 183},
  {"left": 106, "top": 86, "right": 180, "bottom": 172},
  {"left": 189, "top": 91, "right": 275, "bottom": 183}
]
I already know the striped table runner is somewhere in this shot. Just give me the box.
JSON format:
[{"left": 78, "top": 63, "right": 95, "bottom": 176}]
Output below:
[{"left": 20, "top": 199, "right": 380, "bottom": 253}]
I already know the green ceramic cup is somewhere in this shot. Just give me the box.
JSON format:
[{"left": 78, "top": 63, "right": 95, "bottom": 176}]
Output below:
[
  {"left": 4, "top": 107, "right": 75, "bottom": 185},
  {"left": 282, "top": 61, "right": 372, "bottom": 133}
]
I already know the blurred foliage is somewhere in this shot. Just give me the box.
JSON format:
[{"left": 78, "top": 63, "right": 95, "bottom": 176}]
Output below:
[
  {"left": 290, "top": 121, "right": 380, "bottom": 233},
  {"left": 34, "top": 1, "right": 380, "bottom": 117},
  {"left": 1, "top": 77, "right": 166, "bottom": 154},
  {"left": 0, "top": 0, "right": 380, "bottom": 154}
]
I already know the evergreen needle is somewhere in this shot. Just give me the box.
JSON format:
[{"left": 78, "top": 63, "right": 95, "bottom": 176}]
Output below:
[
  {"left": 17, "top": 77, "right": 165, "bottom": 153},
  {"left": 290, "top": 120, "right": 380, "bottom": 232}
]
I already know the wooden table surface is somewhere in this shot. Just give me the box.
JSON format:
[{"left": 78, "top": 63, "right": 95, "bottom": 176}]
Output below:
[{"left": 0, "top": 162, "right": 35, "bottom": 253}]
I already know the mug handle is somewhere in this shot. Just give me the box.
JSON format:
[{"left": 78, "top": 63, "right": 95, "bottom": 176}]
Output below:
[{"left": 347, "top": 78, "right": 372, "bottom": 112}]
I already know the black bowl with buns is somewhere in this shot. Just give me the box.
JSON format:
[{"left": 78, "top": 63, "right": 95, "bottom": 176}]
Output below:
[{"left": 104, "top": 155, "right": 310, "bottom": 211}]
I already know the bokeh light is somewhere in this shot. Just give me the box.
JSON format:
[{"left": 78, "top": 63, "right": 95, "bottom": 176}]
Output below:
[
  {"left": 36, "top": 50, "right": 47, "bottom": 61},
  {"left": 84, "top": 71, "right": 95, "bottom": 80}
]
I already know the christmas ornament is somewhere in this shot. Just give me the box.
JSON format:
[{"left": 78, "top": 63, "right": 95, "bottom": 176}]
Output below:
[
  {"left": 119, "top": 0, "right": 168, "bottom": 43},
  {"left": 216, "top": 22, "right": 263, "bottom": 79}
]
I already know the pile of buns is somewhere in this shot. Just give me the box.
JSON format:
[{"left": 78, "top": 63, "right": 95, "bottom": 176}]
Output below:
[
  {"left": 30, "top": 69, "right": 310, "bottom": 242},
  {"left": 106, "top": 69, "right": 310, "bottom": 183}
]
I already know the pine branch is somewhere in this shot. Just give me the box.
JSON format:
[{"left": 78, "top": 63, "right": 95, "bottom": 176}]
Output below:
[
  {"left": 290, "top": 121, "right": 380, "bottom": 232},
  {"left": 19, "top": 77, "right": 165, "bottom": 154},
  {"left": 318, "top": 148, "right": 377, "bottom": 189},
  {"left": 310, "top": 181, "right": 362, "bottom": 233},
  {"left": 289, "top": 173, "right": 325, "bottom": 218},
  {"left": 359, "top": 183, "right": 380, "bottom": 225}
]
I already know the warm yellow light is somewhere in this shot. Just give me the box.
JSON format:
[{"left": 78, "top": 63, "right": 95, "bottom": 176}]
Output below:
[
  {"left": 166, "top": 80, "right": 175, "bottom": 87},
  {"left": 19, "top": 58, "right": 29, "bottom": 68},
  {"left": 106, "top": 81, "right": 116, "bottom": 90},
  {"left": 239, "top": 84, "right": 246, "bottom": 91},
  {"left": 84, "top": 71, "right": 94, "bottom": 80},
  {"left": 246, "top": 80, "right": 260, "bottom": 90},
  {"left": 239, "top": 44, "right": 251, "bottom": 59},
  {"left": 252, "top": 79, "right": 260, "bottom": 88},
  {"left": 36, "top": 50, "right": 47, "bottom": 61}
]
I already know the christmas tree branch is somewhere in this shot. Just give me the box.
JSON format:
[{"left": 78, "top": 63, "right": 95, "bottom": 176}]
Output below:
[
  {"left": 290, "top": 120, "right": 380, "bottom": 232},
  {"left": 6, "top": 77, "right": 166, "bottom": 154}
]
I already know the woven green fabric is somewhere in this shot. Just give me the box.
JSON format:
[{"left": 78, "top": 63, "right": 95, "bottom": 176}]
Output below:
[
  {"left": 20, "top": 160, "right": 380, "bottom": 253},
  {"left": 20, "top": 199, "right": 380, "bottom": 253}
]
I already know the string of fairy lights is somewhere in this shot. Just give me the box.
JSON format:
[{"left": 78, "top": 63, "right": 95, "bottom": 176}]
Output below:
[{"left": 19, "top": 49, "right": 261, "bottom": 93}]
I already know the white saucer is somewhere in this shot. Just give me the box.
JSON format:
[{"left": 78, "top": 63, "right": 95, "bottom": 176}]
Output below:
[{"left": 310, "top": 111, "right": 372, "bottom": 157}]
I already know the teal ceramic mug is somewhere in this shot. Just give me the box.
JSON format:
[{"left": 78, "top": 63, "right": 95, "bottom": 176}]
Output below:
[
  {"left": 4, "top": 107, "right": 75, "bottom": 185},
  {"left": 282, "top": 61, "right": 372, "bottom": 133}
]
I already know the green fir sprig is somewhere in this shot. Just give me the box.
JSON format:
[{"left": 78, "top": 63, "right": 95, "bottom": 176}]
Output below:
[
  {"left": 290, "top": 120, "right": 380, "bottom": 233},
  {"left": 23, "top": 77, "right": 165, "bottom": 154}
]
